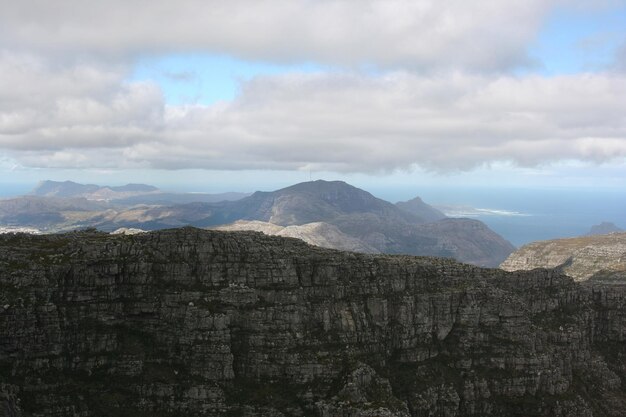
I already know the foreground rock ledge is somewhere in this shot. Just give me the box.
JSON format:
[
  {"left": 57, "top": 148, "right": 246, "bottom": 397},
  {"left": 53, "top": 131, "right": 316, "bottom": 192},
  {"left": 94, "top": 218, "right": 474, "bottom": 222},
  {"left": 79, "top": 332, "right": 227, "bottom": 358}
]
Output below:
[{"left": 1, "top": 227, "right": 626, "bottom": 417}]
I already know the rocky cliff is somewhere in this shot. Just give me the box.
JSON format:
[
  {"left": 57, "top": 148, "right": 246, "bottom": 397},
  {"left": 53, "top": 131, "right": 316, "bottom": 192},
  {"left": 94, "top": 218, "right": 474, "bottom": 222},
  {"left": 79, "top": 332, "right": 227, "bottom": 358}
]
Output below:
[
  {"left": 501, "top": 232, "right": 626, "bottom": 281},
  {"left": 2, "top": 228, "right": 626, "bottom": 416}
]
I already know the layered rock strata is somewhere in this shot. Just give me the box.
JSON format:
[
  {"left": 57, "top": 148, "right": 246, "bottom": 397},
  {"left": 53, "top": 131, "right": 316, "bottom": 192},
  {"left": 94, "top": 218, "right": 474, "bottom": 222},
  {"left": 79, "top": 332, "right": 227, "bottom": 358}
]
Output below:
[
  {"left": 1, "top": 228, "right": 626, "bottom": 416},
  {"left": 501, "top": 232, "right": 626, "bottom": 281}
]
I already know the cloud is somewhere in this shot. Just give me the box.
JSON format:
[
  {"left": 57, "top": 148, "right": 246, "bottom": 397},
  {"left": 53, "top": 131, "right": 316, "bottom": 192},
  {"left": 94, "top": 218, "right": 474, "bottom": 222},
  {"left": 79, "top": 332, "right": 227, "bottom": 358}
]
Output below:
[
  {"left": 0, "top": 0, "right": 560, "bottom": 72},
  {"left": 0, "top": 53, "right": 164, "bottom": 150},
  {"left": 3, "top": 55, "right": 626, "bottom": 173}
]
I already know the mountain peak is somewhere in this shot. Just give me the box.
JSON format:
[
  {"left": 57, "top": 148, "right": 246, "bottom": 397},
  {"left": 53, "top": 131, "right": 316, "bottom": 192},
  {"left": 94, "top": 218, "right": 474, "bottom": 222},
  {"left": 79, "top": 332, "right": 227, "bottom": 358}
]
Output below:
[{"left": 396, "top": 195, "right": 447, "bottom": 223}]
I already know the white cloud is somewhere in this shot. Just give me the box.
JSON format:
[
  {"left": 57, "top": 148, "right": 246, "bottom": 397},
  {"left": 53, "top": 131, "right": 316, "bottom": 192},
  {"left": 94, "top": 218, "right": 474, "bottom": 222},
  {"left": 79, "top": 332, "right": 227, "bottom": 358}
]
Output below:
[
  {"left": 0, "top": 0, "right": 560, "bottom": 72},
  {"left": 1, "top": 0, "right": 625, "bottom": 176},
  {"left": 3, "top": 57, "right": 625, "bottom": 173},
  {"left": 0, "top": 53, "right": 164, "bottom": 150}
]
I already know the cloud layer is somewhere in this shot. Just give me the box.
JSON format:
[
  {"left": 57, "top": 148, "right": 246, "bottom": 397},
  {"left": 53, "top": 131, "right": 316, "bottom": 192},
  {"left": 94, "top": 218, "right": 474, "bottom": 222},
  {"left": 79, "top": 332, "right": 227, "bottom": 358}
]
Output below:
[
  {"left": 1, "top": 0, "right": 558, "bottom": 72},
  {"left": 1, "top": 0, "right": 625, "bottom": 174},
  {"left": 2, "top": 52, "right": 626, "bottom": 172}
]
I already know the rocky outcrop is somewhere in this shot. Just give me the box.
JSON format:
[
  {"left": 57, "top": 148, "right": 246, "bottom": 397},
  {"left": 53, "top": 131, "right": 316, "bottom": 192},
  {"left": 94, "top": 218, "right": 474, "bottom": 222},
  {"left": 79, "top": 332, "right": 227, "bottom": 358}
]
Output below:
[
  {"left": 214, "top": 220, "right": 379, "bottom": 253},
  {"left": 500, "top": 232, "right": 626, "bottom": 281},
  {"left": 2, "top": 228, "right": 626, "bottom": 416}
]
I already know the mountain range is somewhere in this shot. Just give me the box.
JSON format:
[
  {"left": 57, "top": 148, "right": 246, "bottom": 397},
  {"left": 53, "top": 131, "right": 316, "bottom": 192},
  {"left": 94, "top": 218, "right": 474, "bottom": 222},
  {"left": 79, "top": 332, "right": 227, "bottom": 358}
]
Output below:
[{"left": 0, "top": 179, "right": 515, "bottom": 266}]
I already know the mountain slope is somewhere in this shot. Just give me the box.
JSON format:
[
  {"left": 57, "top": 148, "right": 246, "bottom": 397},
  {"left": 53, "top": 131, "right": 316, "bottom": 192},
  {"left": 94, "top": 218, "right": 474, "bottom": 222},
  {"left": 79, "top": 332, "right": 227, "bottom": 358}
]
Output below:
[
  {"left": 2, "top": 228, "right": 626, "bottom": 416},
  {"left": 500, "top": 232, "right": 626, "bottom": 281}
]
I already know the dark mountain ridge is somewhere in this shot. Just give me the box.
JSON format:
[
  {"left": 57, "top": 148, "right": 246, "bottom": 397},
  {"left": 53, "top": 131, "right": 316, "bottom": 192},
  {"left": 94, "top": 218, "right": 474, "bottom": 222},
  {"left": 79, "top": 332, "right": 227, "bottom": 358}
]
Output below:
[{"left": 1, "top": 228, "right": 626, "bottom": 416}]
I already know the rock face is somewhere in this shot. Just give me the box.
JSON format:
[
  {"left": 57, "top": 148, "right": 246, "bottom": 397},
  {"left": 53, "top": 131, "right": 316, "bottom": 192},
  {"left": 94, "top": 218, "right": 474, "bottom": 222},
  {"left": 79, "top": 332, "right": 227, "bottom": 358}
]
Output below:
[
  {"left": 2, "top": 228, "right": 626, "bottom": 416},
  {"left": 214, "top": 220, "right": 379, "bottom": 253},
  {"left": 500, "top": 232, "right": 626, "bottom": 281}
]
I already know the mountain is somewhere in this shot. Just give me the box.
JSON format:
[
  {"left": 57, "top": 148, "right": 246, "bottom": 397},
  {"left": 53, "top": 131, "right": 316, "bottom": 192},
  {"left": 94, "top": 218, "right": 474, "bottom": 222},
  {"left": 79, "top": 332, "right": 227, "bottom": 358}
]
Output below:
[
  {"left": 29, "top": 180, "right": 248, "bottom": 205},
  {"left": 229, "top": 180, "right": 425, "bottom": 226},
  {"left": 31, "top": 180, "right": 159, "bottom": 199},
  {"left": 113, "top": 180, "right": 513, "bottom": 266},
  {"left": 0, "top": 196, "right": 108, "bottom": 228},
  {"left": 2, "top": 228, "right": 626, "bottom": 416},
  {"left": 500, "top": 232, "right": 626, "bottom": 281},
  {"left": 396, "top": 196, "right": 447, "bottom": 222},
  {"left": 215, "top": 220, "right": 379, "bottom": 253},
  {"left": 586, "top": 221, "right": 623, "bottom": 236}
]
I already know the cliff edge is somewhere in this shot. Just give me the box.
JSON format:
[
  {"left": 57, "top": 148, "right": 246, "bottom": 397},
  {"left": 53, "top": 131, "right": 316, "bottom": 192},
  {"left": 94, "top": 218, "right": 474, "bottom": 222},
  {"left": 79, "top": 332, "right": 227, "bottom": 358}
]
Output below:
[{"left": 2, "top": 228, "right": 626, "bottom": 416}]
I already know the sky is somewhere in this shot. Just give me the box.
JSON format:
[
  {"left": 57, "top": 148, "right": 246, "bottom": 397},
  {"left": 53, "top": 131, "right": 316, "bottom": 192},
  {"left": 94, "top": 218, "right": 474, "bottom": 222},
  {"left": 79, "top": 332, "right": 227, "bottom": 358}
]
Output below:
[{"left": 1, "top": 0, "right": 626, "bottom": 197}]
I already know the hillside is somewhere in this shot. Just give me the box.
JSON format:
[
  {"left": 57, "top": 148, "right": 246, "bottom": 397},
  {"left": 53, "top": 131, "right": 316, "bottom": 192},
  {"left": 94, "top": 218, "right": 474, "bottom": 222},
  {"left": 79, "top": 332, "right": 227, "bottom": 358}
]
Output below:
[
  {"left": 500, "top": 232, "right": 626, "bottom": 281},
  {"left": 2, "top": 229, "right": 626, "bottom": 416}
]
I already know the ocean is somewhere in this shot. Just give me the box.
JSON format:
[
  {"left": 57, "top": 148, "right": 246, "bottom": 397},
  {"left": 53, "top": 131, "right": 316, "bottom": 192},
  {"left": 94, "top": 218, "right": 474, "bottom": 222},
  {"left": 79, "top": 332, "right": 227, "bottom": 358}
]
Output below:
[{"left": 370, "top": 186, "right": 626, "bottom": 248}]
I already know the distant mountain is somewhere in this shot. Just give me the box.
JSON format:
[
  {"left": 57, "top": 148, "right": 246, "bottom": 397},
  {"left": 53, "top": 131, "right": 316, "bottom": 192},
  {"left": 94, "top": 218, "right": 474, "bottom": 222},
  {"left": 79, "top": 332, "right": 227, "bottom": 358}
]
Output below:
[
  {"left": 30, "top": 180, "right": 249, "bottom": 205},
  {"left": 586, "top": 221, "right": 623, "bottom": 236},
  {"left": 501, "top": 232, "right": 626, "bottom": 282},
  {"left": 0, "top": 196, "right": 108, "bottom": 228},
  {"left": 215, "top": 220, "right": 379, "bottom": 253},
  {"left": 396, "top": 196, "right": 446, "bottom": 222},
  {"left": 31, "top": 180, "right": 159, "bottom": 200}
]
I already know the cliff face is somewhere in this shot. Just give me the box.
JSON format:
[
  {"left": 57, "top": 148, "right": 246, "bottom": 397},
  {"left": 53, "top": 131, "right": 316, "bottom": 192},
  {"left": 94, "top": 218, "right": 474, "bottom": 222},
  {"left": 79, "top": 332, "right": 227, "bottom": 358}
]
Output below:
[
  {"left": 2, "top": 228, "right": 626, "bottom": 417},
  {"left": 501, "top": 232, "right": 626, "bottom": 281}
]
